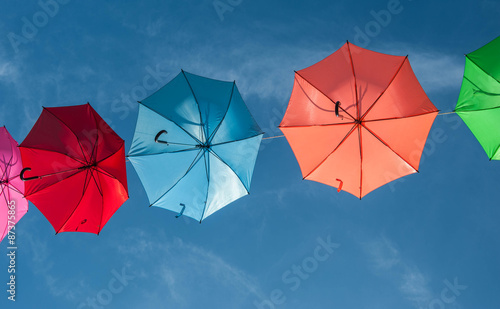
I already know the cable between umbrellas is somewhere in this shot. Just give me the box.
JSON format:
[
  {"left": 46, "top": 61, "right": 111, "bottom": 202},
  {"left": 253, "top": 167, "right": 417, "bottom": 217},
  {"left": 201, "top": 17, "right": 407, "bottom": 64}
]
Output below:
[{"left": 262, "top": 135, "right": 285, "bottom": 140}]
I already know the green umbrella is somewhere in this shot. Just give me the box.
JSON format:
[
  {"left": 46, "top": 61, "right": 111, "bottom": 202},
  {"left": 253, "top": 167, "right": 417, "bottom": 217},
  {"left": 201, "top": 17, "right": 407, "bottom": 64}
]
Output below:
[{"left": 456, "top": 36, "right": 500, "bottom": 160}]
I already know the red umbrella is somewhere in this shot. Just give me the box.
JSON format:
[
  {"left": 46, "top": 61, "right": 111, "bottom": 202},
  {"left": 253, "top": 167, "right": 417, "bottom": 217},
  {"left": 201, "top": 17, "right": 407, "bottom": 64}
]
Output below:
[
  {"left": 280, "top": 42, "right": 438, "bottom": 198},
  {"left": 19, "top": 103, "right": 128, "bottom": 234}
]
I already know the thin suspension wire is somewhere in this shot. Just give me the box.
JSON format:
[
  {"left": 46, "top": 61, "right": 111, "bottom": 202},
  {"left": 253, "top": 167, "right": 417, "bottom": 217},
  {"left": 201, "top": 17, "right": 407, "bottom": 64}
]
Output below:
[
  {"left": 262, "top": 135, "right": 285, "bottom": 140},
  {"left": 438, "top": 111, "right": 456, "bottom": 115}
]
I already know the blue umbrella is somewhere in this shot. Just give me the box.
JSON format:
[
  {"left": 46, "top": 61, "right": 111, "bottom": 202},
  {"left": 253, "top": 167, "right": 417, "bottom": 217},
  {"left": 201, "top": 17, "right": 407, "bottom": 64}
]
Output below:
[{"left": 128, "top": 71, "right": 263, "bottom": 222}]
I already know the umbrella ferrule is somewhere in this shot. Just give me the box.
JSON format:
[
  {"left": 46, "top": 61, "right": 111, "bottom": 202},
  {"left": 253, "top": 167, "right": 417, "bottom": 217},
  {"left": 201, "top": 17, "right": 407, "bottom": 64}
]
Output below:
[{"left": 79, "top": 162, "right": 97, "bottom": 170}]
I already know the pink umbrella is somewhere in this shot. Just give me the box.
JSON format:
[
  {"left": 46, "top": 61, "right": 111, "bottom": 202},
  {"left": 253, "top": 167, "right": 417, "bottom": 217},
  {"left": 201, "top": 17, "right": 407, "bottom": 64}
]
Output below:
[{"left": 0, "top": 127, "right": 28, "bottom": 243}]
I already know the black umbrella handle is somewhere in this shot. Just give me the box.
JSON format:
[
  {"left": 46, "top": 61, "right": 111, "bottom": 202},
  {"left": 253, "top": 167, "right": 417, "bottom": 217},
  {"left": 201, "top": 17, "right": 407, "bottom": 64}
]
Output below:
[
  {"left": 155, "top": 130, "right": 169, "bottom": 145},
  {"left": 335, "top": 101, "right": 340, "bottom": 117},
  {"left": 20, "top": 167, "right": 40, "bottom": 181},
  {"left": 176, "top": 203, "right": 186, "bottom": 218}
]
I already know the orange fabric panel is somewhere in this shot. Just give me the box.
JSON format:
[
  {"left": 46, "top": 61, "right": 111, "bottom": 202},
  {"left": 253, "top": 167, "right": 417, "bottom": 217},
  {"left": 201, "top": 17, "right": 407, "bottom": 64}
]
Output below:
[
  {"left": 359, "top": 127, "right": 417, "bottom": 197},
  {"left": 363, "top": 112, "right": 438, "bottom": 170},
  {"left": 280, "top": 124, "right": 355, "bottom": 177},
  {"left": 349, "top": 43, "right": 407, "bottom": 117},
  {"left": 364, "top": 60, "right": 437, "bottom": 121},
  {"left": 307, "top": 128, "right": 361, "bottom": 197},
  {"left": 296, "top": 44, "right": 357, "bottom": 118},
  {"left": 280, "top": 74, "right": 355, "bottom": 126}
]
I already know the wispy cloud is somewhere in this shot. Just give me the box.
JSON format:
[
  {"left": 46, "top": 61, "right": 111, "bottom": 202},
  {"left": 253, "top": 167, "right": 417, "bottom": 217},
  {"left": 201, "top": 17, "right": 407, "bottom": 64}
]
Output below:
[
  {"left": 362, "top": 235, "right": 433, "bottom": 308},
  {"left": 20, "top": 227, "right": 83, "bottom": 302},
  {"left": 408, "top": 52, "right": 464, "bottom": 93},
  {"left": 116, "top": 228, "right": 266, "bottom": 307},
  {"left": 377, "top": 42, "right": 464, "bottom": 94}
]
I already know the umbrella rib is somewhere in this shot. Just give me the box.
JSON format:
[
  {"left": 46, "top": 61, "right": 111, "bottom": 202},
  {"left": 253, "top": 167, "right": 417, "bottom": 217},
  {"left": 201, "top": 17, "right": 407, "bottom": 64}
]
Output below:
[
  {"left": 90, "top": 108, "right": 100, "bottom": 165},
  {"left": 132, "top": 131, "right": 197, "bottom": 147},
  {"left": 455, "top": 104, "right": 500, "bottom": 113},
  {"left": 210, "top": 133, "right": 264, "bottom": 147},
  {"left": 466, "top": 55, "right": 500, "bottom": 85},
  {"left": 95, "top": 144, "right": 128, "bottom": 193},
  {"left": 346, "top": 42, "right": 360, "bottom": 119},
  {"left": 279, "top": 123, "right": 355, "bottom": 129},
  {"left": 207, "top": 82, "right": 235, "bottom": 144},
  {"left": 18, "top": 146, "right": 86, "bottom": 165},
  {"left": 149, "top": 149, "right": 205, "bottom": 207},
  {"left": 295, "top": 75, "right": 334, "bottom": 113},
  {"left": 4, "top": 183, "right": 23, "bottom": 196},
  {"left": 93, "top": 167, "right": 129, "bottom": 199},
  {"left": 182, "top": 70, "right": 206, "bottom": 143},
  {"left": 43, "top": 108, "right": 91, "bottom": 163},
  {"left": 490, "top": 144, "right": 500, "bottom": 160},
  {"left": 94, "top": 143, "right": 125, "bottom": 165},
  {"left": 93, "top": 167, "right": 117, "bottom": 181},
  {"left": 139, "top": 104, "right": 203, "bottom": 145},
  {"left": 362, "top": 111, "right": 439, "bottom": 123},
  {"left": 0, "top": 144, "right": 14, "bottom": 179},
  {"left": 91, "top": 169, "right": 105, "bottom": 235},
  {"left": 55, "top": 169, "right": 93, "bottom": 234},
  {"left": 199, "top": 151, "right": 210, "bottom": 222},
  {"left": 128, "top": 148, "right": 199, "bottom": 158},
  {"left": 360, "top": 56, "right": 408, "bottom": 120},
  {"left": 90, "top": 169, "right": 104, "bottom": 196},
  {"left": 0, "top": 185, "right": 12, "bottom": 239},
  {"left": 358, "top": 125, "right": 363, "bottom": 199},
  {"left": 22, "top": 168, "right": 83, "bottom": 197},
  {"left": 6, "top": 134, "right": 21, "bottom": 179},
  {"left": 208, "top": 148, "right": 250, "bottom": 194},
  {"left": 0, "top": 154, "right": 13, "bottom": 183},
  {"left": 294, "top": 71, "right": 356, "bottom": 120},
  {"left": 362, "top": 124, "right": 419, "bottom": 172},
  {"left": 303, "top": 124, "right": 358, "bottom": 179}
]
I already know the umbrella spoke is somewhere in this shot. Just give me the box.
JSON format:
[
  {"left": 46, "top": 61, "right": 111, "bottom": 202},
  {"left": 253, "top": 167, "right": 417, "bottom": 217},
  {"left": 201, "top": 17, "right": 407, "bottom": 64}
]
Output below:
[
  {"left": 207, "top": 82, "right": 235, "bottom": 144},
  {"left": 182, "top": 70, "right": 207, "bottom": 143}
]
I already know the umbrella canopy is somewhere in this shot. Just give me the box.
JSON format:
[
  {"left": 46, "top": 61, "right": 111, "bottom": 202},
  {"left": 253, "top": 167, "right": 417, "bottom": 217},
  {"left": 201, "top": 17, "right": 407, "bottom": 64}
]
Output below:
[
  {"left": 19, "top": 103, "right": 128, "bottom": 234},
  {"left": 280, "top": 42, "right": 439, "bottom": 198},
  {"left": 0, "top": 127, "right": 28, "bottom": 243},
  {"left": 455, "top": 36, "right": 500, "bottom": 160},
  {"left": 128, "top": 70, "right": 263, "bottom": 222}
]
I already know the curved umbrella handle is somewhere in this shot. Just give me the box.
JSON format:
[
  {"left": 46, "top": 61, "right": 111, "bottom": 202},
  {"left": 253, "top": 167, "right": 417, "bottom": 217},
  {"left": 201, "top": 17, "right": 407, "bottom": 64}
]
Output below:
[
  {"left": 20, "top": 167, "right": 40, "bottom": 181},
  {"left": 155, "top": 130, "right": 169, "bottom": 145},
  {"left": 336, "top": 179, "right": 343, "bottom": 192},
  {"left": 176, "top": 203, "right": 186, "bottom": 218},
  {"left": 335, "top": 101, "right": 340, "bottom": 117}
]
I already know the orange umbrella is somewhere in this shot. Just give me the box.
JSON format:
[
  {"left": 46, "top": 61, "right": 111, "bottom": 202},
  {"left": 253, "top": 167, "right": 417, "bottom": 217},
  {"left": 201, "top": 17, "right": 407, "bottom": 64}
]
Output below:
[{"left": 279, "top": 42, "right": 438, "bottom": 198}]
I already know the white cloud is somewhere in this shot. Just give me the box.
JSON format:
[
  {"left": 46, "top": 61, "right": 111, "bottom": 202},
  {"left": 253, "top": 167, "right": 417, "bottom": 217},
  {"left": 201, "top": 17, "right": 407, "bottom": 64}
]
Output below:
[
  {"left": 376, "top": 42, "right": 464, "bottom": 94},
  {"left": 408, "top": 52, "right": 464, "bottom": 93},
  {"left": 20, "top": 228, "right": 82, "bottom": 302},
  {"left": 116, "top": 228, "right": 266, "bottom": 307},
  {"left": 363, "top": 235, "right": 433, "bottom": 308},
  {"left": 400, "top": 266, "right": 432, "bottom": 308}
]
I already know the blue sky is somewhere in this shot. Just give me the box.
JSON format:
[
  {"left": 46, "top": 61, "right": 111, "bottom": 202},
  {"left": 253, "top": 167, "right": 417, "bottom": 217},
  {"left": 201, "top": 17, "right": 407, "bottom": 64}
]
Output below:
[{"left": 0, "top": 0, "right": 499, "bottom": 308}]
